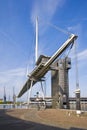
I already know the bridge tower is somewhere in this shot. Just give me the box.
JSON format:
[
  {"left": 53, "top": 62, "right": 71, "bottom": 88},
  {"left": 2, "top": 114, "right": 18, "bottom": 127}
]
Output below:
[{"left": 51, "top": 57, "right": 71, "bottom": 109}]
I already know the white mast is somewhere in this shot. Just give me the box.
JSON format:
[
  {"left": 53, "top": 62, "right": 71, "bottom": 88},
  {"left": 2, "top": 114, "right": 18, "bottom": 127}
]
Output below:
[{"left": 35, "top": 17, "right": 38, "bottom": 63}]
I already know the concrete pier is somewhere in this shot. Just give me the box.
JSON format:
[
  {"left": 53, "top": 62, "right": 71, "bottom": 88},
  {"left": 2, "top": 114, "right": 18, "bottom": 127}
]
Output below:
[{"left": 51, "top": 57, "right": 71, "bottom": 109}]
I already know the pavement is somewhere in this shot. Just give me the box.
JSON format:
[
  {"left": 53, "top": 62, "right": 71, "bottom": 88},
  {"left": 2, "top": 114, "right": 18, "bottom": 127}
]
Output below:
[{"left": 0, "top": 109, "right": 87, "bottom": 130}]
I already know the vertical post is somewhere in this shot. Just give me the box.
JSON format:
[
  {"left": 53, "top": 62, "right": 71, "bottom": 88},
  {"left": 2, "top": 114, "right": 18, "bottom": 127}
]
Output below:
[
  {"left": 27, "top": 80, "right": 33, "bottom": 108},
  {"left": 41, "top": 81, "right": 45, "bottom": 100},
  {"left": 75, "top": 89, "right": 81, "bottom": 110},
  {"left": 35, "top": 17, "right": 38, "bottom": 63}
]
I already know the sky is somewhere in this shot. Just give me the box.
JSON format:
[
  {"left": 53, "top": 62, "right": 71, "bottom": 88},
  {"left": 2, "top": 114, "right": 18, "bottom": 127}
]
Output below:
[{"left": 0, "top": 0, "right": 87, "bottom": 101}]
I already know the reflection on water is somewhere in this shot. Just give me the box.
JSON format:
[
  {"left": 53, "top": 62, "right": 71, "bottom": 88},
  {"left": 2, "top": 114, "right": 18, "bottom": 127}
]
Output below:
[
  {"left": 0, "top": 103, "right": 87, "bottom": 111},
  {"left": 69, "top": 102, "right": 87, "bottom": 111},
  {"left": 0, "top": 104, "right": 27, "bottom": 109}
]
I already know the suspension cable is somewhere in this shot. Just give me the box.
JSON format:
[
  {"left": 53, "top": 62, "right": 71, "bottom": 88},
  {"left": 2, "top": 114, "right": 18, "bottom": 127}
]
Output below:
[
  {"left": 62, "top": 41, "right": 73, "bottom": 59},
  {"left": 47, "top": 22, "right": 75, "bottom": 59},
  {"left": 47, "top": 22, "right": 71, "bottom": 36}
]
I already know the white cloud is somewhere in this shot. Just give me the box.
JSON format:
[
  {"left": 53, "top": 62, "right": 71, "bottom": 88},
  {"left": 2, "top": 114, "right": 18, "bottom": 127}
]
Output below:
[
  {"left": 67, "top": 24, "right": 82, "bottom": 36},
  {"left": 70, "top": 48, "right": 87, "bottom": 62},
  {"left": 30, "top": 0, "right": 66, "bottom": 56},
  {"left": 69, "top": 48, "right": 87, "bottom": 97},
  {"left": 0, "top": 56, "right": 37, "bottom": 100},
  {"left": 0, "top": 68, "right": 27, "bottom": 99},
  {"left": 31, "top": 0, "right": 65, "bottom": 32},
  {"left": 2, "top": 68, "right": 25, "bottom": 76},
  {"left": 78, "top": 49, "right": 87, "bottom": 61},
  {"left": 0, "top": 68, "right": 26, "bottom": 83}
]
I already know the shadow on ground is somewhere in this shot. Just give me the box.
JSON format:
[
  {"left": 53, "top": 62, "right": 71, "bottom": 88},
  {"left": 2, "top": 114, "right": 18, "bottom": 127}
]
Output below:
[{"left": 0, "top": 109, "right": 86, "bottom": 130}]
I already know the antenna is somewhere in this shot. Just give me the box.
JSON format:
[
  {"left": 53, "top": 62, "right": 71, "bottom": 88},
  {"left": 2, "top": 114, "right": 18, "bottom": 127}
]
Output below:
[{"left": 35, "top": 17, "right": 38, "bottom": 63}]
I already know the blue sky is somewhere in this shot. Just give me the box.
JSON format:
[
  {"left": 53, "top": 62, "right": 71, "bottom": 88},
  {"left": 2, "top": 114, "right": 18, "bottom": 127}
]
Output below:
[{"left": 0, "top": 0, "right": 87, "bottom": 101}]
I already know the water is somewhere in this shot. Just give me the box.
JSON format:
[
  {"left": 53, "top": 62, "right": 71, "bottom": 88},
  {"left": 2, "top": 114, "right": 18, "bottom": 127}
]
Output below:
[
  {"left": 0, "top": 103, "right": 87, "bottom": 111},
  {"left": 0, "top": 104, "right": 27, "bottom": 109}
]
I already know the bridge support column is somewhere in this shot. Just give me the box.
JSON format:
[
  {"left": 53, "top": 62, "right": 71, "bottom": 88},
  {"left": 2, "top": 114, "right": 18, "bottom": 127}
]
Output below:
[{"left": 51, "top": 57, "right": 71, "bottom": 109}]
